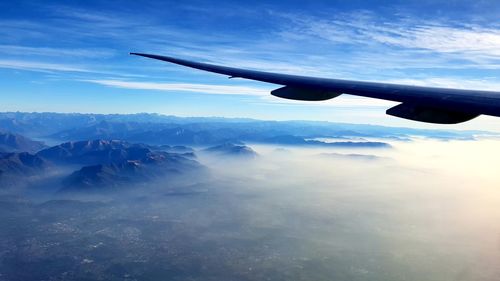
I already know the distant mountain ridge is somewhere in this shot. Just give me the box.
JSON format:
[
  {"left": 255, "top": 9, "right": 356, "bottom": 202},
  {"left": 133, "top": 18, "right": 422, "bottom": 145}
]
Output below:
[
  {"left": 62, "top": 151, "right": 202, "bottom": 191},
  {"left": 203, "top": 143, "right": 258, "bottom": 158},
  {"left": 37, "top": 140, "right": 152, "bottom": 165},
  {"left": 0, "top": 112, "right": 490, "bottom": 142},
  {"left": 260, "top": 135, "right": 390, "bottom": 148},
  {"left": 0, "top": 152, "right": 48, "bottom": 176},
  {"left": 318, "top": 153, "right": 392, "bottom": 161},
  {"left": 0, "top": 131, "right": 46, "bottom": 153},
  {"left": 0, "top": 152, "right": 49, "bottom": 189}
]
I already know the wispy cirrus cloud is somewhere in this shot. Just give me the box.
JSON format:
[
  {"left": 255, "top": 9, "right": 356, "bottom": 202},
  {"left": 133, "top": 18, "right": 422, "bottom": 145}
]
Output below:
[
  {"left": 0, "top": 59, "right": 147, "bottom": 79},
  {"left": 368, "top": 25, "right": 500, "bottom": 57},
  {"left": 85, "top": 79, "right": 270, "bottom": 96},
  {"left": 85, "top": 79, "right": 397, "bottom": 108},
  {"left": 278, "top": 12, "right": 500, "bottom": 65},
  {"left": 4, "top": 5, "right": 499, "bottom": 78},
  {"left": 0, "top": 45, "right": 116, "bottom": 58},
  {"left": 0, "top": 59, "right": 91, "bottom": 73},
  {"left": 383, "top": 77, "right": 500, "bottom": 91}
]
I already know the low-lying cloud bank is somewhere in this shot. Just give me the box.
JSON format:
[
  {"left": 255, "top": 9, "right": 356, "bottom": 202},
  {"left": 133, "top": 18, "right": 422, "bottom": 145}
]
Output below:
[{"left": 0, "top": 138, "right": 499, "bottom": 280}]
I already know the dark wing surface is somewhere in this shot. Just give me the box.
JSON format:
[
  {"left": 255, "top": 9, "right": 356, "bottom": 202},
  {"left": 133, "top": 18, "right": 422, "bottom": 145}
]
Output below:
[{"left": 131, "top": 52, "right": 500, "bottom": 124}]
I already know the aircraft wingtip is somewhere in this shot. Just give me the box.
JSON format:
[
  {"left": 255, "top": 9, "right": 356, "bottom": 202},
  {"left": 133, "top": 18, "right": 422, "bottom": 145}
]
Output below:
[{"left": 130, "top": 52, "right": 154, "bottom": 58}]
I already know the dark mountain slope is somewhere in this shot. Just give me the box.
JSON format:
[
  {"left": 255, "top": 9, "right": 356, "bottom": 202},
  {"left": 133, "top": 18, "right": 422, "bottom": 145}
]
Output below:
[{"left": 0, "top": 132, "right": 46, "bottom": 153}]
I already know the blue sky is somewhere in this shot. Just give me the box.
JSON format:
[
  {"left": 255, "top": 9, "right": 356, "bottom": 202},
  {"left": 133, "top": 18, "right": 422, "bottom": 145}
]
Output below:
[{"left": 1, "top": 0, "right": 500, "bottom": 130}]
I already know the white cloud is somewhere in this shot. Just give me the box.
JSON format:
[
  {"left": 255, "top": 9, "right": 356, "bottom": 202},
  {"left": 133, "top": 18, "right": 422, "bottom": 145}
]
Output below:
[
  {"left": 85, "top": 79, "right": 396, "bottom": 108},
  {"left": 85, "top": 79, "right": 270, "bottom": 96},
  {"left": 0, "top": 59, "right": 90, "bottom": 73},
  {"left": 0, "top": 45, "right": 116, "bottom": 58},
  {"left": 368, "top": 25, "right": 500, "bottom": 57},
  {"left": 282, "top": 13, "right": 500, "bottom": 63},
  {"left": 0, "top": 59, "right": 146, "bottom": 78},
  {"left": 382, "top": 77, "right": 500, "bottom": 91}
]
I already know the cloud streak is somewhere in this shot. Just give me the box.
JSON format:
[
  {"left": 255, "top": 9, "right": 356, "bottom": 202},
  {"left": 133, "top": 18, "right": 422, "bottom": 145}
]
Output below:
[
  {"left": 384, "top": 77, "right": 500, "bottom": 91},
  {"left": 85, "top": 79, "right": 270, "bottom": 96},
  {"left": 86, "top": 79, "right": 397, "bottom": 109},
  {"left": 0, "top": 45, "right": 116, "bottom": 58},
  {"left": 280, "top": 12, "right": 500, "bottom": 63},
  {"left": 0, "top": 59, "right": 91, "bottom": 73}
]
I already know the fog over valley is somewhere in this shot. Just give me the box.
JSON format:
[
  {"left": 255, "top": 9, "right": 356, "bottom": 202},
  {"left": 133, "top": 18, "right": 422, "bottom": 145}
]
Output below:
[{"left": 0, "top": 113, "right": 499, "bottom": 280}]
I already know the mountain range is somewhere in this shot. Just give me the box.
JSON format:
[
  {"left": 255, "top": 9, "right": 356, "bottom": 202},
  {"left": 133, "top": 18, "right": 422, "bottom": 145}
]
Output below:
[
  {"left": 0, "top": 137, "right": 260, "bottom": 192},
  {"left": 0, "top": 111, "right": 495, "bottom": 193},
  {"left": 0, "top": 138, "right": 208, "bottom": 191},
  {"left": 37, "top": 140, "right": 154, "bottom": 165},
  {"left": 0, "top": 112, "right": 491, "bottom": 143}
]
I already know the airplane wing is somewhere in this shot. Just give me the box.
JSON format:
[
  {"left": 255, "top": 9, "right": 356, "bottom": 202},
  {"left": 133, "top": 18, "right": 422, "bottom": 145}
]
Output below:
[{"left": 130, "top": 52, "right": 500, "bottom": 124}]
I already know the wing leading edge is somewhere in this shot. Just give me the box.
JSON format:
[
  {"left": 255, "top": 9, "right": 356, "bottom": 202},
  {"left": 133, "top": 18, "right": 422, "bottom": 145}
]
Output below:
[{"left": 130, "top": 52, "right": 500, "bottom": 124}]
